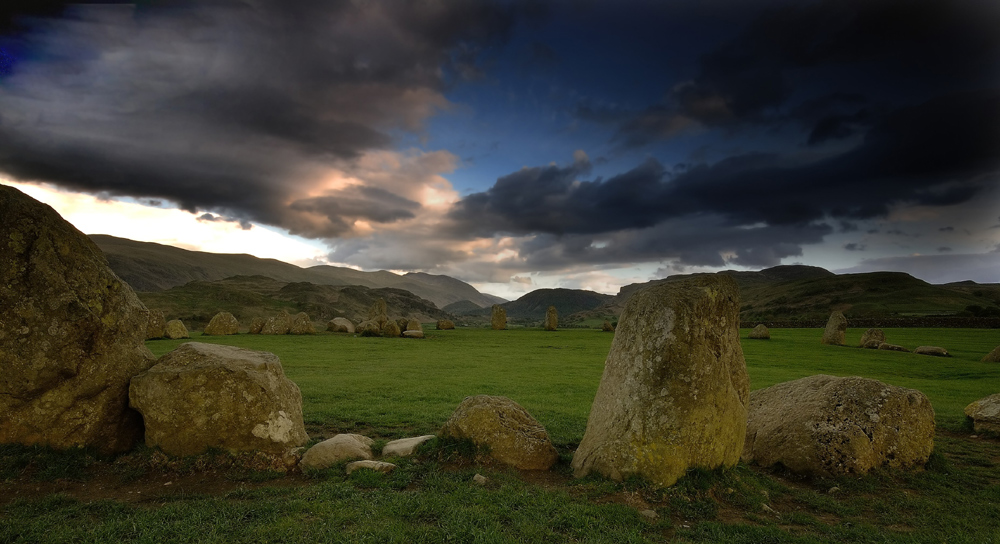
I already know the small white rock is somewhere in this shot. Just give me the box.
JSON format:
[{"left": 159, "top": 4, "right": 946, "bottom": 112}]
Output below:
[
  {"left": 345, "top": 460, "right": 397, "bottom": 475},
  {"left": 382, "top": 435, "right": 435, "bottom": 457},
  {"left": 639, "top": 509, "right": 658, "bottom": 520},
  {"left": 472, "top": 473, "right": 488, "bottom": 485}
]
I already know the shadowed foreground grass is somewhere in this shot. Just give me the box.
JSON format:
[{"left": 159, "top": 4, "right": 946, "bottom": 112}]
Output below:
[{"left": 1, "top": 327, "right": 997, "bottom": 543}]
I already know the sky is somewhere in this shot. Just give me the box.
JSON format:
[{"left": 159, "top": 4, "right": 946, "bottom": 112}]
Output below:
[{"left": 1, "top": 0, "right": 999, "bottom": 300}]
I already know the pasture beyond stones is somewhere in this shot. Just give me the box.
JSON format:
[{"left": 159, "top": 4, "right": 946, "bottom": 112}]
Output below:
[{"left": 2, "top": 327, "right": 999, "bottom": 543}]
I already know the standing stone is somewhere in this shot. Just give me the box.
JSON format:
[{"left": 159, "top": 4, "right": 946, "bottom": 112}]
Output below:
[
  {"left": 436, "top": 319, "right": 456, "bottom": 330},
  {"left": 859, "top": 328, "right": 886, "bottom": 349},
  {"left": 396, "top": 317, "right": 409, "bottom": 332},
  {"left": 572, "top": 275, "right": 749, "bottom": 488},
  {"left": 146, "top": 310, "right": 167, "bottom": 340},
  {"left": 129, "top": 342, "right": 309, "bottom": 456},
  {"left": 406, "top": 319, "right": 423, "bottom": 332},
  {"left": 441, "top": 395, "right": 558, "bottom": 470},
  {"left": 165, "top": 319, "right": 189, "bottom": 339},
  {"left": 203, "top": 311, "right": 239, "bottom": 336},
  {"left": 983, "top": 346, "right": 1000, "bottom": 363},
  {"left": 368, "top": 298, "right": 388, "bottom": 327},
  {"left": 358, "top": 320, "right": 381, "bottom": 337},
  {"left": 544, "top": 306, "right": 558, "bottom": 331},
  {"left": 601, "top": 320, "right": 614, "bottom": 332},
  {"left": 821, "top": 311, "right": 848, "bottom": 345},
  {"left": 382, "top": 320, "right": 401, "bottom": 338},
  {"left": 327, "top": 317, "right": 355, "bottom": 333},
  {"left": 249, "top": 317, "right": 266, "bottom": 334},
  {"left": 261, "top": 311, "right": 291, "bottom": 335},
  {"left": 743, "top": 375, "right": 935, "bottom": 476},
  {"left": 964, "top": 393, "right": 1000, "bottom": 434},
  {"left": 491, "top": 305, "right": 507, "bottom": 330},
  {"left": 288, "top": 312, "right": 316, "bottom": 334},
  {"left": 0, "top": 185, "right": 156, "bottom": 454},
  {"left": 748, "top": 324, "right": 770, "bottom": 340}
]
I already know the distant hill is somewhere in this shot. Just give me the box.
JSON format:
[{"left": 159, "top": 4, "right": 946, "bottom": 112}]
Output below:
[
  {"left": 90, "top": 234, "right": 505, "bottom": 308},
  {"left": 572, "top": 265, "right": 1000, "bottom": 324},
  {"left": 458, "top": 288, "right": 614, "bottom": 323},
  {"left": 137, "top": 275, "right": 450, "bottom": 331}
]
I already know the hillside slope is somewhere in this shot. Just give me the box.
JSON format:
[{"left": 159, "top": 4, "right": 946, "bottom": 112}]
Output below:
[{"left": 90, "top": 235, "right": 504, "bottom": 308}]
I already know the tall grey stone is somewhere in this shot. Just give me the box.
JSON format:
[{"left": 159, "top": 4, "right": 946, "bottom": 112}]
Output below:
[{"left": 821, "top": 311, "right": 848, "bottom": 345}]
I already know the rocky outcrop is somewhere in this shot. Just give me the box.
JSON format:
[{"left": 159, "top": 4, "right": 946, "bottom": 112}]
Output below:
[
  {"left": 165, "top": 319, "right": 189, "bottom": 339},
  {"left": 743, "top": 375, "right": 935, "bottom": 476},
  {"left": 146, "top": 310, "right": 167, "bottom": 340},
  {"left": 914, "top": 346, "right": 949, "bottom": 357},
  {"left": 441, "top": 395, "right": 558, "bottom": 470},
  {"left": 572, "top": 275, "right": 749, "bottom": 488},
  {"left": 964, "top": 394, "right": 1000, "bottom": 434},
  {"left": 544, "top": 306, "right": 558, "bottom": 331},
  {"left": 203, "top": 311, "right": 239, "bottom": 336},
  {"left": 0, "top": 185, "right": 156, "bottom": 454},
  {"left": 300, "top": 434, "right": 374, "bottom": 470},
  {"left": 859, "top": 328, "right": 886, "bottom": 349},
  {"left": 288, "top": 312, "right": 316, "bottom": 335},
  {"left": 129, "top": 342, "right": 308, "bottom": 456},
  {"left": 491, "top": 305, "right": 507, "bottom": 330},
  {"left": 327, "top": 317, "right": 355, "bottom": 333},
  {"left": 436, "top": 319, "right": 455, "bottom": 330},
  {"left": 821, "top": 311, "right": 848, "bottom": 345},
  {"left": 748, "top": 324, "right": 770, "bottom": 340}
]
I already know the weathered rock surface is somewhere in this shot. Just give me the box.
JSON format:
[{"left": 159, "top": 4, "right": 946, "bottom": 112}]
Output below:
[
  {"left": 382, "top": 435, "right": 435, "bottom": 457},
  {"left": 129, "top": 342, "right": 308, "bottom": 456},
  {"left": 403, "top": 330, "right": 424, "bottom": 339},
  {"left": 300, "top": 434, "right": 374, "bottom": 470},
  {"left": 983, "top": 346, "right": 1000, "bottom": 363},
  {"left": 368, "top": 299, "right": 388, "bottom": 327},
  {"left": 748, "top": 324, "right": 770, "bottom": 340},
  {"left": 382, "top": 320, "right": 401, "bottom": 338},
  {"left": 203, "top": 311, "right": 239, "bottom": 336},
  {"left": 0, "top": 185, "right": 156, "bottom": 454},
  {"left": 878, "top": 343, "right": 910, "bottom": 352},
  {"left": 964, "top": 393, "right": 1000, "bottom": 434},
  {"left": 261, "top": 311, "right": 291, "bottom": 335},
  {"left": 914, "top": 346, "right": 949, "bottom": 357},
  {"left": 571, "top": 275, "right": 749, "bottom": 488},
  {"left": 327, "top": 317, "right": 355, "bottom": 333},
  {"left": 346, "top": 460, "right": 396, "bottom": 475},
  {"left": 436, "top": 319, "right": 455, "bottom": 330},
  {"left": 146, "top": 310, "right": 167, "bottom": 340},
  {"left": 859, "top": 328, "right": 886, "bottom": 349},
  {"left": 491, "top": 305, "right": 507, "bottom": 330},
  {"left": 249, "top": 317, "right": 266, "bottom": 334},
  {"left": 544, "top": 306, "right": 558, "bottom": 331},
  {"left": 821, "top": 311, "right": 848, "bottom": 345},
  {"left": 165, "top": 319, "right": 189, "bottom": 339},
  {"left": 441, "top": 395, "right": 558, "bottom": 470},
  {"left": 407, "top": 319, "right": 423, "bottom": 332},
  {"left": 743, "top": 375, "right": 935, "bottom": 476},
  {"left": 288, "top": 312, "right": 316, "bottom": 335},
  {"left": 602, "top": 320, "right": 614, "bottom": 332},
  {"left": 396, "top": 317, "right": 409, "bottom": 332},
  {"left": 358, "top": 320, "right": 381, "bottom": 337}
]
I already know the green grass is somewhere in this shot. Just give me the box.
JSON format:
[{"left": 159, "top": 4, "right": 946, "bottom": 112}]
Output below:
[{"left": 2, "top": 327, "right": 998, "bottom": 543}]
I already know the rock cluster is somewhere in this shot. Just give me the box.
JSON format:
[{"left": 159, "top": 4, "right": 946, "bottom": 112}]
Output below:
[
  {"left": 572, "top": 275, "right": 750, "bottom": 488},
  {"left": 544, "top": 306, "right": 558, "bottom": 331},
  {"left": 0, "top": 185, "right": 156, "bottom": 454},
  {"left": 821, "top": 311, "right": 848, "bottom": 345},
  {"left": 441, "top": 395, "right": 558, "bottom": 470},
  {"left": 491, "top": 305, "right": 507, "bottom": 330},
  {"left": 742, "top": 375, "right": 935, "bottom": 476},
  {"left": 129, "top": 342, "right": 309, "bottom": 456},
  {"left": 203, "top": 311, "right": 239, "bottom": 336},
  {"left": 748, "top": 324, "right": 770, "bottom": 339},
  {"left": 859, "top": 328, "right": 885, "bottom": 349}
]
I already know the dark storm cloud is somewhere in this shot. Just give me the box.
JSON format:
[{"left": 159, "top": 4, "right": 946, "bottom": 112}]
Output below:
[
  {"left": 611, "top": 0, "right": 1000, "bottom": 147},
  {"left": 289, "top": 187, "right": 420, "bottom": 238},
  {"left": 0, "top": 0, "right": 520, "bottom": 234}
]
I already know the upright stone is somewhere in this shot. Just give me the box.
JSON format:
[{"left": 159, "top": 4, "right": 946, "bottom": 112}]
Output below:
[
  {"left": 146, "top": 310, "right": 167, "bottom": 340},
  {"left": 571, "top": 275, "right": 749, "bottom": 488},
  {"left": 382, "top": 320, "right": 401, "bottom": 338},
  {"left": 165, "top": 319, "right": 189, "bottom": 339},
  {"left": 821, "top": 311, "right": 848, "bottom": 345},
  {"left": 544, "top": 306, "right": 558, "bottom": 331},
  {"left": 859, "top": 328, "right": 886, "bottom": 349},
  {"left": 748, "top": 324, "right": 770, "bottom": 340},
  {"left": 406, "top": 318, "right": 423, "bottom": 333},
  {"left": 368, "top": 298, "right": 388, "bottom": 327},
  {"left": 129, "top": 342, "right": 309, "bottom": 456},
  {"left": 288, "top": 312, "right": 316, "bottom": 334},
  {"left": 601, "top": 320, "right": 614, "bottom": 332},
  {"left": 491, "top": 305, "right": 507, "bottom": 330},
  {"left": 436, "top": 319, "right": 456, "bottom": 330},
  {"left": 0, "top": 185, "right": 156, "bottom": 453},
  {"left": 261, "top": 311, "right": 291, "bottom": 335},
  {"left": 249, "top": 317, "right": 266, "bottom": 334},
  {"left": 203, "top": 311, "right": 239, "bottom": 336}
]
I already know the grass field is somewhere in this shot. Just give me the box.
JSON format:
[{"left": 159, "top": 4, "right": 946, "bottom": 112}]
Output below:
[{"left": 2, "top": 327, "right": 999, "bottom": 543}]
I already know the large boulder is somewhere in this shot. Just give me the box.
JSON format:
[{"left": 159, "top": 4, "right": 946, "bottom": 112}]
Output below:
[
  {"left": 983, "top": 346, "right": 1000, "bottom": 363},
  {"left": 743, "top": 375, "right": 935, "bottom": 477},
  {"left": 748, "top": 324, "right": 770, "bottom": 340},
  {"left": 368, "top": 298, "right": 388, "bottom": 327},
  {"left": 249, "top": 317, "right": 266, "bottom": 334},
  {"left": 491, "top": 305, "right": 507, "bottom": 330},
  {"left": 571, "top": 275, "right": 749, "bottom": 488},
  {"left": 327, "top": 317, "right": 355, "bottom": 333},
  {"left": 0, "top": 185, "right": 156, "bottom": 454},
  {"left": 146, "top": 310, "right": 167, "bottom": 340},
  {"left": 382, "top": 320, "right": 401, "bottom": 338},
  {"left": 129, "top": 342, "right": 308, "bottom": 456},
  {"left": 203, "top": 311, "right": 239, "bottom": 336},
  {"left": 544, "top": 306, "right": 558, "bottom": 331},
  {"left": 441, "top": 395, "right": 558, "bottom": 470},
  {"left": 288, "top": 312, "right": 316, "bottom": 335},
  {"left": 165, "top": 319, "right": 189, "bottom": 339},
  {"left": 964, "top": 394, "right": 1000, "bottom": 434},
  {"left": 261, "top": 311, "right": 291, "bottom": 335},
  {"left": 859, "top": 328, "right": 886, "bottom": 349},
  {"left": 915, "top": 346, "right": 949, "bottom": 357},
  {"left": 358, "top": 320, "right": 381, "bottom": 337},
  {"left": 821, "top": 311, "right": 848, "bottom": 345},
  {"left": 406, "top": 319, "right": 423, "bottom": 333},
  {"left": 299, "top": 434, "right": 374, "bottom": 470},
  {"left": 436, "top": 319, "right": 455, "bottom": 330}
]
